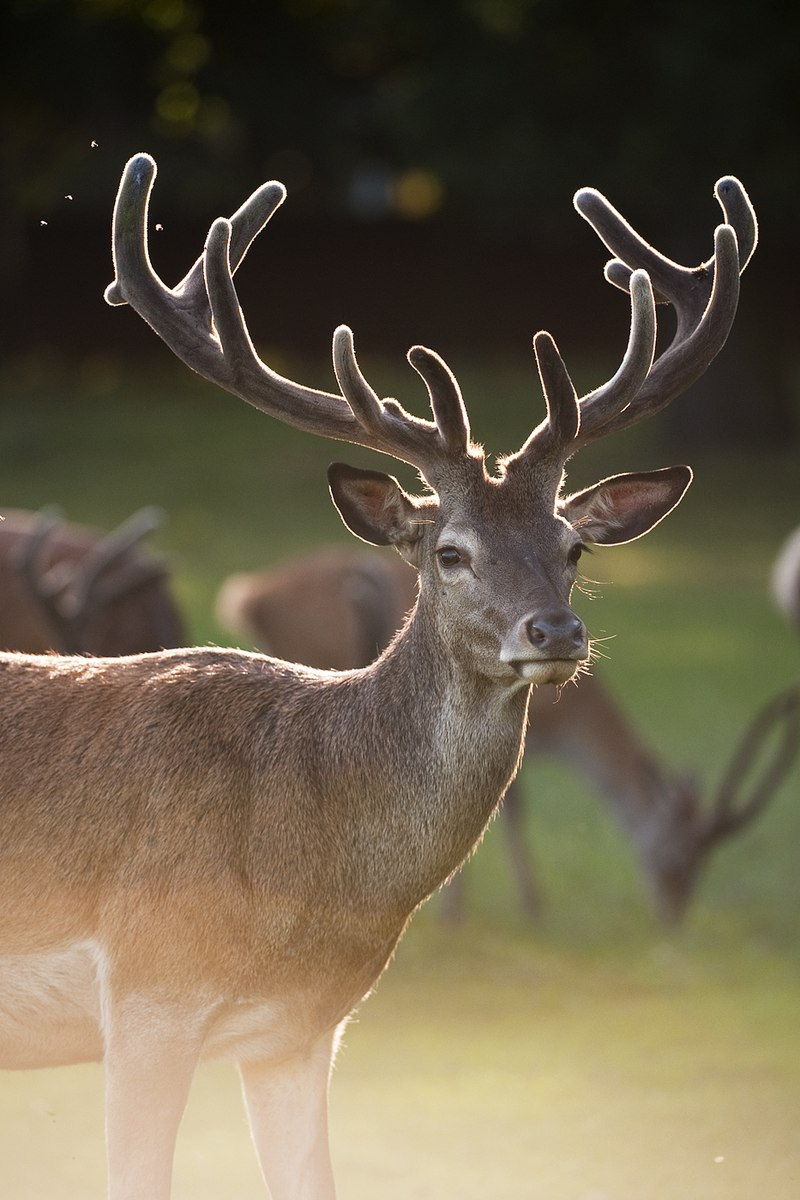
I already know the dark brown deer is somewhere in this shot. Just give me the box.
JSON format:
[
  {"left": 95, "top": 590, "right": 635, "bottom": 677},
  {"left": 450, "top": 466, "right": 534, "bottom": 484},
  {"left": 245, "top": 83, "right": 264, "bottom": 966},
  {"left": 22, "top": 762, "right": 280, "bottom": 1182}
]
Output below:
[
  {"left": 216, "top": 544, "right": 799, "bottom": 924},
  {"left": 0, "top": 153, "right": 756, "bottom": 1199},
  {"left": 0, "top": 505, "right": 185, "bottom": 655}
]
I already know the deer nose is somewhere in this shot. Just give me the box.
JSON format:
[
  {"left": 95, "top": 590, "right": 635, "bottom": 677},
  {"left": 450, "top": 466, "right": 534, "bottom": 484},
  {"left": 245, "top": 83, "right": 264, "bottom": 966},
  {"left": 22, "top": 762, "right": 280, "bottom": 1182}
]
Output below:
[{"left": 525, "top": 612, "right": 587, "bottom": 658}]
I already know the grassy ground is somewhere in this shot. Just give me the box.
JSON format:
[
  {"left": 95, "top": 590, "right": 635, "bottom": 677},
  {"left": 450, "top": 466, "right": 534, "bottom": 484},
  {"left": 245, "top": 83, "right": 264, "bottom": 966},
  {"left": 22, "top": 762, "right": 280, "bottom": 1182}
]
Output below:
[{"left": 1, "top": 354, "right": 799, "bottom": 1197}]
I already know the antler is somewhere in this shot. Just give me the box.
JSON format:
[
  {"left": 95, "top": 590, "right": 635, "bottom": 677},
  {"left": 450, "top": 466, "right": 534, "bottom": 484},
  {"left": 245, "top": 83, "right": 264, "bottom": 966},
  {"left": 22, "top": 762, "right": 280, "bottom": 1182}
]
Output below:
[
  {"left": 506, "top": 268, "right": 657, "bottom": 469},
  {"left": 106, "top": 155, "right": 755, "bottom": 484},
  {"left": 700, "top": 682, "right": 800, "bottom": 846},
  {"left": 506, "top": 176, "right": 755, "bottom": 473},
  {"left": 105, "top": 153, "right": 474, "bottom": 485},
  {"left": 16, "top": 506, "right": 168, "bottom": 655},
  {"left": 570, "top": 176, "right": 755, "bottom": 449}
]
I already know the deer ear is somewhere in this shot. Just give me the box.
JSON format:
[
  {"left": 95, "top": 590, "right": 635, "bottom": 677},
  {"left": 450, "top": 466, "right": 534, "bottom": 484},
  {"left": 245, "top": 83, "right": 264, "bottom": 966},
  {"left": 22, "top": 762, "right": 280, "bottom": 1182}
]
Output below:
[
  {"left": 327, "top": 462, "right": 423, "bottom": 549},
  {"left": 559, "top": 465, "right": 692, "bottom": 545}
]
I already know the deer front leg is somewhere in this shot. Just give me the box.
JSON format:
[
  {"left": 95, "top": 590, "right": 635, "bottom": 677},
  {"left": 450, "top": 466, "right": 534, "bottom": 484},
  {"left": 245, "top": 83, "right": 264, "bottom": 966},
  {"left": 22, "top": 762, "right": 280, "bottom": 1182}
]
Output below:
[
  {"left": 103, "top": 993, "right": 208, "bottom": 1200},
  {"left": 238, "top": 1031, "right": 338, "bottom": 1200}
]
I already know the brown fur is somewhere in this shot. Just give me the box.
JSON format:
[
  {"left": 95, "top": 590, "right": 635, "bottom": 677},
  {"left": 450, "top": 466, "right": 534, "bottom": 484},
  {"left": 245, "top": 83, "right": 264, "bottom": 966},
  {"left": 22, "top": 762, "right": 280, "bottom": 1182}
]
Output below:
[
  {"left": 0, "top": 509, "right": 184, "bottom": 655},
  {"left": 0, "top": 153, "right": 748, "bottom": 1199},
  {"left": 215, "top": 546, "right": 708, "bottom": 922}
]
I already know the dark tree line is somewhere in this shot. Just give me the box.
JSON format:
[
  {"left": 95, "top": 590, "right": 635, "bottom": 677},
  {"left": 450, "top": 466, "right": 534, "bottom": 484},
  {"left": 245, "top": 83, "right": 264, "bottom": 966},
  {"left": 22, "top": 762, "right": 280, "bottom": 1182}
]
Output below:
[{"left": 2, "top": 0, "right": 798, "bottom": 444}]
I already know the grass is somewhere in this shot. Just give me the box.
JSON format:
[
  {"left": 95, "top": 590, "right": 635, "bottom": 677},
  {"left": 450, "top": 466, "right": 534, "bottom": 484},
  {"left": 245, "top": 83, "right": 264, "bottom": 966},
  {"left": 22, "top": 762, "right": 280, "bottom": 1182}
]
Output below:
[{"left": 1, "top": 352, "right": 799, "bottom": 1198}]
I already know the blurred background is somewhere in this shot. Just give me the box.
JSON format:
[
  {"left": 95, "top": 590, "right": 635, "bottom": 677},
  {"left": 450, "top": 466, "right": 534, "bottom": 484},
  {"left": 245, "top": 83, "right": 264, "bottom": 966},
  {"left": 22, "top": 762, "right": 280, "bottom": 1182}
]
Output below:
[
  {"left": 1, "top": 2, "right": 799, "bottom": 1198},
  {"left": 2, "top": 0, "right": 799, "bottom": 446}
]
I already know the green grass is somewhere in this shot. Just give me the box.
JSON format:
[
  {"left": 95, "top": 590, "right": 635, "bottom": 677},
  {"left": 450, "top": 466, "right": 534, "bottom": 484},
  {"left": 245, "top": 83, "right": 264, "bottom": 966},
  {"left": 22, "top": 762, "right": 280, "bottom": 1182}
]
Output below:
[{"left": 1, "top": 354, "right": 799, "bottom": 1197}]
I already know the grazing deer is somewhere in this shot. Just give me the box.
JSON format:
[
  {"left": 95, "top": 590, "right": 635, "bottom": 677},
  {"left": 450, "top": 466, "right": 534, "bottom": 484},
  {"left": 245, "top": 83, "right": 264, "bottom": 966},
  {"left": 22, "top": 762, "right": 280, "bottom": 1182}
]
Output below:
[
  {"left": 216, "top": 544, "right": 799, "bottom": 924},
  {"left": 216, "top": 546, "right": 417, "bottom": 673},
  {"left": 0, "top": 505, "right": 185, "bottom": 655},
  {"left": 0, "top": 153, "right": 756, "bottom": 1200}
]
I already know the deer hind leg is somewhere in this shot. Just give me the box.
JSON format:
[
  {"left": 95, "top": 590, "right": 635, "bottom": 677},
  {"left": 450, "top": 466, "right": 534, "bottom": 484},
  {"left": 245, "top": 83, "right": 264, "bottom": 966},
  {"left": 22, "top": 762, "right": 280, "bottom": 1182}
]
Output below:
[
  {"left": 238, "top": 1029, "right": 339, "bottom": 1200},
  {"left": 501, "top": 777, "right": 544, "bottom": 918},
  {"left": 102, "top": 992, "right": 209, "bottom": 1200}
]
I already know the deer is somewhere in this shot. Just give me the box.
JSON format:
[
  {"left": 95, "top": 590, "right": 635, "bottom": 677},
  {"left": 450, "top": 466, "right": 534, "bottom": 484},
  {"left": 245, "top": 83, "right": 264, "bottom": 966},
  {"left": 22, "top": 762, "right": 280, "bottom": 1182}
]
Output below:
[
  {"left": 216, "top": 544, "right": 800, "bottom": 924},
  {"left": 0, "top": 152, "right": 757, "bottom": 1200},
  {"left": 0, "top": 505, "right": 185, "bottom": 655},
  {"left": 215, "top": 546, "right": 418, "bottom": 673},
  {"left": 772, "top": 524, "right": 800, "bottom": 631}
]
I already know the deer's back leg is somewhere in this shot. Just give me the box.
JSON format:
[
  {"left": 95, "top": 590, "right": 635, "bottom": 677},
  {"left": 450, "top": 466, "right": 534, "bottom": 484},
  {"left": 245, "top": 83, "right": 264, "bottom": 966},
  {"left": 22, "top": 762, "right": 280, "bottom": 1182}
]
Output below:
[{"left": 500, "top": 777, "right": 544, "bottom": 918}]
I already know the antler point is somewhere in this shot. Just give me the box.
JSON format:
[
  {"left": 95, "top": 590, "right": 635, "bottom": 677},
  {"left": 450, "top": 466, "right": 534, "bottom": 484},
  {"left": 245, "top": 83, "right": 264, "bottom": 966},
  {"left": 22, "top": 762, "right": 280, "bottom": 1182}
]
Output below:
[
  {"left": 125, "top": 152, "right": 157, "bottom": 188},
  {"left": 206, "top": 217, "right": 232, "bottom": 252},
  {"left": 407, "top": 345, "right": 436, "bottom": 367},
  {"left": 573, "top": 186, "right": 600, "bottom": 213},
  {"left": 714, "top": 175, "right": 742, "bottom": 197},
  {"left": 103, "top": 280, "right": 126, "bottom": 307}
]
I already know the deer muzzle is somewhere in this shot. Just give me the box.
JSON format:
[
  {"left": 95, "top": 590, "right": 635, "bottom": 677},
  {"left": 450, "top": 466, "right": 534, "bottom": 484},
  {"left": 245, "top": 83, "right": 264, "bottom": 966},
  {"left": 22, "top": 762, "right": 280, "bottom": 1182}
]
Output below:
[{"left": 499, "top": 608, "right": 588, "bottom": 685}]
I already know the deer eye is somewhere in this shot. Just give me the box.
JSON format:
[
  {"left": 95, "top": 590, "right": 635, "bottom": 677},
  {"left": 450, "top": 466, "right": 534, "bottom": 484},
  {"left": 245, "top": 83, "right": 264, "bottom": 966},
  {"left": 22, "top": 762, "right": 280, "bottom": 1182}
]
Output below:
[
  {"left": 437, "top": 546, "right": 463, "bottom": 568},
  {"left": 567, "top": 542, "right": 585, "bottom": 565}
]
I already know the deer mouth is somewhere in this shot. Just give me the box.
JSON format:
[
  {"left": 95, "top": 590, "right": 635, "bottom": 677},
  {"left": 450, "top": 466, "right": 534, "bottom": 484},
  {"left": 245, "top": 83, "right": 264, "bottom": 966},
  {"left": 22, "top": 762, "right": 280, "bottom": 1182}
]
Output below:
[{"left": 509, "top": 658, "right": 582, "bottom": 686}]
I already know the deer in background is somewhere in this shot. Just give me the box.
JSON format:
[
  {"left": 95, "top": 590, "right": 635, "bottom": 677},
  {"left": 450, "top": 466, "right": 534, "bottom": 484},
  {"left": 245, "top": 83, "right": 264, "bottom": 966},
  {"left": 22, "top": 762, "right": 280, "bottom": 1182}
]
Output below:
[
  {"left": 0, "top": 154, "right": 756, "bottom": 1200},
  {"left": 216, "top": 542, "right": 799, "bottom": 924},
  {"left": 0, "top": 505, "right": 185, "bottom": 655},
  {"left": 773, "top": 524, "right": 800, "bottom": 631}
]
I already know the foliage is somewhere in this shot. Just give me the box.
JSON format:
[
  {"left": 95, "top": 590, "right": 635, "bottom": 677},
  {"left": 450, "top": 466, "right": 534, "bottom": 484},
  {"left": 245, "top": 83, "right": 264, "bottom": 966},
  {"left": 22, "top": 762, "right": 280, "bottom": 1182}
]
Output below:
[{"left": 3, "top": 0, "right": 799, "bottom": 232}]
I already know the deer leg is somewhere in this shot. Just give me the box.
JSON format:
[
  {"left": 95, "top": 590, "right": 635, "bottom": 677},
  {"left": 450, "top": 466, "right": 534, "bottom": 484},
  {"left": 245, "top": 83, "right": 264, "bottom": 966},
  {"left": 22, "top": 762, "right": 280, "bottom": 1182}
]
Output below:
[
  {"left": 238, "top": 1031, "right": 338, "bottom": 1200},
  {"left": 437, "top": 866, "right": 467, "bottom": 922},
  {"left": 102, "top": 993, "right": 207, "bottom": 1200},
  {"left": 501, "top": 778, "right": 544, "bottom": 919}
]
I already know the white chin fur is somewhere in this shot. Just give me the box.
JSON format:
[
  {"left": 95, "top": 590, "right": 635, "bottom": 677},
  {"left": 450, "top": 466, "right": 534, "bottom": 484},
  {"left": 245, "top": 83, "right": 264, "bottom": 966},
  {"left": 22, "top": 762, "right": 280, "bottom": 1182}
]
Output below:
[{"left": 513, "top": 660, "right": 580, "bottom": 686}]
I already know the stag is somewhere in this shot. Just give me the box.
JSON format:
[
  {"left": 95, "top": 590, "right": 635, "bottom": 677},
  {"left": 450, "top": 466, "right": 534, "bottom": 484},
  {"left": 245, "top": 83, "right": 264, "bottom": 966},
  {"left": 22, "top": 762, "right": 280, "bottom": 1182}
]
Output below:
[
  {"left": 0, "top": 154, "right": 756, "bottom": 1200},
  {"left": 216, "top": 544, "right": 799, "bottom": 923},
  {"left": 0, "top": 506, "right": 184, "bottom": 655}
]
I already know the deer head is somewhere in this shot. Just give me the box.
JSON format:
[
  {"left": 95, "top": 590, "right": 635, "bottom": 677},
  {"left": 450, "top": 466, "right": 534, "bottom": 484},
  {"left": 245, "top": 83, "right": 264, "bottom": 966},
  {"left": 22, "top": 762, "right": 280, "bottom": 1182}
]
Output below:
[
  {"left": 105, "top": 155, "right": 755, "bottom": 691},
  {"left": 643, "top": 683, "right": 800, "bottom": 921}
]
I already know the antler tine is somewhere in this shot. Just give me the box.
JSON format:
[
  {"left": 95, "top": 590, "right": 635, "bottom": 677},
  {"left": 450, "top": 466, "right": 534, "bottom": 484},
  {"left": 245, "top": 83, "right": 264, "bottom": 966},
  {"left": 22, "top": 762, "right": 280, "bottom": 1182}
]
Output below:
[
  {"left": 407, "top": 346, "right": 472, "bottom": 459},
  {"left": 67, "top": 507, "right": 166, "bottom": 618},
  {"left": 106, "top": 153, "right": 466, "bottom": 481},
  {"left": 575, "top": 177, "right": 755, "bottom": 308},
  {"left": 201, "top": 216, "right": 352, "bottom": 441},
  {"left": 569, "top": 178, "right": 754, "bottom": 446},
  {"left": 105, "top": 155, "right": 285, "bottom": 341},
  {"left": 331, "top": 326, "right": 474, "bottom": 479},
  {"left": 14, "top": 507, "right": 82, "bottom": 652},
  {"left": 571, "top": 268, "right": 657, "bottom": 451},
  {"left": 15, "top": 507, "right": 170, "bottom": 654},
  {"left": 704, "top": 682, "right": 800, "bottom": 843},
  {"left": 575, "top": 186, "right": 691, "bottom": 309},
  {"left": 16, "top": 506, "right": 64, "bottom": 601},
  {"left": 598, "top": 225, "right": 740, "bottom": 442},
  {"left": 532, "top": 331, "right": 580, "bottom": 450},
  {"left": 508, "top": 331, "right": 580, "bottom": 464},
  {"left": 507, "top": 268, "right": 654, "bottom": 469},
  {"left": 713, "top": 177, "right": 758, "bottom": 273}
]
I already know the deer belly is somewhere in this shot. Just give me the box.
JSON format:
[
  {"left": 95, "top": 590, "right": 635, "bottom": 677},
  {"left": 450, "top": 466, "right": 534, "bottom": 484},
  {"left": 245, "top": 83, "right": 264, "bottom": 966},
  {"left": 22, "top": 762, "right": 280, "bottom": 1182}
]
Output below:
[
  {"left": 202, "top": 998, "right": 297, "bottom": 1062},
  {"left": 0, "top": 942, "right": 103, "bottom": 1068}
]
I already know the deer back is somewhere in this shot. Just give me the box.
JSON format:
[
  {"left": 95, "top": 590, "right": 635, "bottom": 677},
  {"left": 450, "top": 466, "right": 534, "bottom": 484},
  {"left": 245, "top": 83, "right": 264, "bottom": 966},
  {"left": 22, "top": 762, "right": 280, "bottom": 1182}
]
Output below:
[{"left": 216, "top": 546, "right": 417, "bottom": 668}]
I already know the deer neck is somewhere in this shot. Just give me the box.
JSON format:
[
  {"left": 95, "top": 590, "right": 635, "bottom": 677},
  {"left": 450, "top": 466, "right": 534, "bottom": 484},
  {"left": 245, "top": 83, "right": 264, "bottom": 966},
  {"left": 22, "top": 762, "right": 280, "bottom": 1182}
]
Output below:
[{"left": 318, "top": 598, "right": 531, "bottom": 915}]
